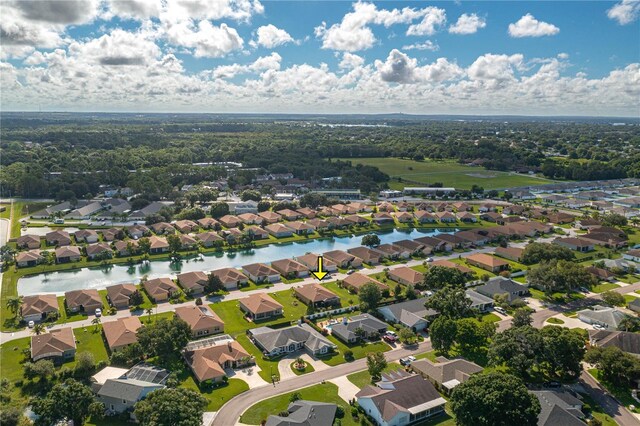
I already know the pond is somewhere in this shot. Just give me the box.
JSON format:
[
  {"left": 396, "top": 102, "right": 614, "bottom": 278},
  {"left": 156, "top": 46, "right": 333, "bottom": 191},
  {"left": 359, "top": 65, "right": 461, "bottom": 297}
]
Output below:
[{"left": 17, "top": 228, "right": 457, "bottom": 296}]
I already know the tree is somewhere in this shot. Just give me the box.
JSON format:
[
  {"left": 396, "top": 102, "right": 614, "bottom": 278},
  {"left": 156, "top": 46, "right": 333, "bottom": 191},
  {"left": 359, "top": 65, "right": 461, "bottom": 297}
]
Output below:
[
  {"left": 361, "top": 234, "right": 381, "bottom": 247},
  {"left": 206, "top": 273, "right": 225, "bottom": 294},
  {"left": 129, "top": 290, "right": 144, "bottom": 307},
  {"left": 512, "top": 307, "right": 534, "bottom": 328},
  {"left": 0, "top": 408, "right": 23, "bottom": 426},
  {"left": 74, "top": 351, "right": 96, "bottom": 378},
  {"left": 404, "top": 284, "right": 417, "bottom": 300},
  {"left": 585, "top": 346, "right": 640, "bottom": 388},
  {"left": 393, "top": 283, "right": 403, "bottom": 301},
  {"left": 601, "top": 291, "right": 625, "bottom": 307},
  {"left": 422, "top": 266, "right": 468, "bottom": 290},
  {"left": 138, "top": 237, "right": 151, "bottom": 254},
  {"left": 618, "top": 316, "right": 640, "bottom": 332},
  {"left": 424, "top": 285, "right": 473, "bottom": 319},
  {"left": 167, "top": 234, "right": 182, "bottom": 253},
  {"left": 289, "top": 392, "right": 302, "bottom": 403},
  {"left": 540, "top": 326, "right": 585, "bottom": 380},
  {"left": 521, "top": 242, "right": 574, "bottom": 265},
  {"left": 450, "top": 372, "right": 541, "bottom": 426},
  {"left": 398, "top": 327, "right": 417, "bottom": 345},
  {"left": 429, "top": 316, "right": 457, "bottom": 355},
  {"left": 210, "top": 202, "right": 230, "bottom": 219},
  {"left": 366, "top": 352, "right": 387, "bottom": 381},
  {"left": 6, "top": 296, "right": 22, "bottom": 318},
  {"left": 91, "top": 316, "right": 101, "bottom": 331},
  {"left": 354, "top": 327, "right": 366, "bottom": 340},
  {"left": 137, "top": 317, "right": 192, "bottom": 360},
  {"left": 32, "top": 323, "right": 45, "bottom": 335},
  {"left": 240, "top": 190, "right": 262, "bottom": 202},
  {"left": 455, "top": 318, "right": 495, "bottom": 353},
  {"left": 600, "top": 213, "right": 627, "bottom": 227},
  {"left": 358, "top": 282, "right": 382, "bottom": 312},
  {"left": 134, "top": 388, "right": 207, "bottom": 426},
  {"left": 299, "top": 193, "right": 327, "bottom": 208},
  {"left": 31, "top": 379, "right": 97, "bottom": 426},
  {"left": 488, "top": 326, "right": 544, "bottom": 379},
  {"left": 527, "top": 260, "right": 597, "bottom": 295},
  {"left": 23, "top": 359, "right": 55, "bottom": 381}
]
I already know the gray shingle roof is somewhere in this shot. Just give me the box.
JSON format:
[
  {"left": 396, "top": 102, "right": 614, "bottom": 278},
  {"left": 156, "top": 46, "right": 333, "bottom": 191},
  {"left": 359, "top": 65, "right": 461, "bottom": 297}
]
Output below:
[
  {"left": 249, "top": 324, "right": 334, "bottom": 353},
  {"left": 265, "top": 400, "right": 337, "bottom": 426},
  {"left": 330, "top": 314, "right": 388, "bottom": 341},
  {"left": 378, "top": 297, "right": 436, "bottom": 327}
]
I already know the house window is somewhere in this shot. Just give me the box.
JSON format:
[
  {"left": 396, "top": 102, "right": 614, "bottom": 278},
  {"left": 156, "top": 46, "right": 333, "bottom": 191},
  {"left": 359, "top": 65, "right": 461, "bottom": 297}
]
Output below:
[
  {"left": 111, "top": 404, "right": 114, "bottom": 410},
  {"left": 122, "top": 399, "right": 127, "bottom": 404}
]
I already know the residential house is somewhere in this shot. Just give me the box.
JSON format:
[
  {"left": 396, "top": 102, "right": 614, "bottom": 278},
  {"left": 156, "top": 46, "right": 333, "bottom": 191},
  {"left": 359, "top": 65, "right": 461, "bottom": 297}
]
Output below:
[
  {"left": 395, "top": 211, "right": 414, "bottom": 223},
  {"left": 475, "top": 277, "right": 529, "bottom": 303},
  {"left": 179, "top": 234, "right": 198, "bottom": 250},
  {"left": 16, "top": 250, "right": 44, "bottom": 268},
  {"left": 113, "top": 240, "right": 138, "bottom": 256},
  {"left": 377, "top": 202, "right": 395, "bottom": 212},
  {"left": 197, "top": 217, "right": 219, "bottom": 229},
  {"left": 581, "top": 232, "right": 627, "bottom": 249},
  {"left": 64, "top": 201, "right": 104, "bottom": 220},
  {"left": 246, "top": 226, "right": 269, "bottom": 240},
  {"left": 342, "top": 273, "right": 388, "bottom": 293},
  {"left": 307, "top": 218, "right": 330, "bottom": 231},
  {"left": 494, "top": 246, "right": 524, "bottom": 262},
  {"left": 532, "top": 390, "right": 585, "bottom": 426},
  {"left": 356, "top": 371, "right": 446, "bottom": 426},
  {"left": 148, "top": 235, "right": 169, "bottom": 254},
  {"left": 74, "top": 229, "right": 99, "bottom": 244},
  {"left": 547, "top": 212, "right": 576, "bottom": 224},
  {"left": 242, "top": 263, "right": 281, "bottom": 283},
  {"left": 479, "top": 212, "right": 501, "bottom": 222},
  {"left": 17, "top": 234, "right": 41, "bottom": 249},
  {"left": 239, "top": 293, "right": 283, "bottom": 320},
  {"left": 388, "top": 266, "right": 424, "bottom": 286},
  {"left": 31, "top": 328, "right": 76, "bottom": 362},
  {"left": 237, "top": 213, "right": 261, "bottom": 225},
  {"left": 496, "top": 216, "right": 524, "bottom": 226},
  {"left": 410, "top": 357, "right": 483, "bottom": 393},
  {"left": 629, "top": 298, "right": 640, "bottom": 314},
  {"left": 347, "top": 246, "right": 383, "bottom": 265},
  {"left": 553, "top": 237, "right": 594, "bottom": 252},
  {"left": 415, "top": 211, "right": 438, "bottom": 224},
  {"left": 126, "top": 224, "right": 149, "bottom": 239},
  {"left": 623, "top": 249, "right": 640, "bottom": 263},
  {"left": 373, "top": 212, "right": 395, "bottom": 225},
  {"left": 101, "top": 228, "right": 123, "bottom": 241},
  {"left": 271, "top": 258, "right": 309, "bottom": 278},
  {"left": 455, "top": 230, "right": 488, "bottom": 247},
  {"left": 21, "top": 294, "right": 59, "bottom": 323},
  {"left": 143, "top": 277, "right": 179, "bottom": 302},
  {"left": 326, "top": 216, "right": 351, "bottom": 229},
  {"left": 286, "top": 221, "right": 315, "bottom": 235},
  {"left": 435, "top": 211, "right": 457, "bottom": 223},
  {"left": 277, "top": 209, "right": 301, "bottom": 221},
  {"left": 575, "top": 218, "right": 602, "bottom": 230},
  {"left": 434, "top": 234, "right": 466, "bottom": 249},
  {"left": 195, "top": 231, "right": 223, "bottom": 247},
  {"left": 175, "top": 305, "right": 224, "bottom": 338},
  {"left": 394, "top": 239, "right": 431, "bottom": 255},
  {"left": 415, "top": 236, "right": 451, "bottom": 252},
  {"left": 375, "top": 243, "right": 411, "bottom": 260},
  {"left": 65, "top": 289, "right": 102, "bottom": 313},
  {"left": 456, "top": 212, "right": 477, "bottom": 223},
  {"left": 330, "top": 314, "right": 388, "bottom": 343},
  {"left": 478, "top": 203, "right": 498, "bottom": 212},
  {"left": 265, "top": 223, "right": 294, "bottom": 238},
  {"left": 585, "top": 266, "right": 616, "bottom": 282},
  {"left": 150, "top": 222, "right": 175, "bottom": 235},
  {"left": 102, "top": 317, "right": 142, "bottom": 352},
  {"left": 294, "top": 284, "right": 340, "bottom": 307},
  {"left": 177, "top": 271, "right": 208, "bottom": 295},
  {"left": 265, "top": 401, "right": 337, "bottom": 426},
  {"left": 183, "top": 336, "right": 253, "bottom": 384},
  {"left": 85, "top": 242, "right": 113, "bottom": 260},
  {"left": 577, "top": 305, "right": 628, "bottom": 330},
  {"left": 45, "top": 230, "right": 71, "bottom": 246},
  {"left": 258, "top": 211, "right": 282, "bottom": 224},
  {"left": 588, "top": 330, "right": 640, "bottom": 356},
  {"left": 502, "top": 205, "right": 526, "bottom": 216},
  {"left": 219, "top": 215, "right": 242, "bottom": 228},
  {"left": 295, "top": 253, "right": 338, "bottom": 272},
  {"left": 378, "top": 297, "right": 436, "bottom": 332},
  {"left": 465, "top": 289, "right": 494, "bottom": 312},
  {"left": 210, "top": 267, "right": 249, "bottom": 290},
  {"left": 323, "top": 250, "right": 362, "bottom": 268},
  {"left": 173, "top": 220, "right": 198, "bottom": 233},
  {"left": 465, "top": 253, "right": 509, "bottom": 273},
  {"left": 345, "top": 214, "right": 369, "bottom": 226},
  {"left": 248, "top": 323, "right": 336, "bottom": 357},
  {"left": 296, "top": 208, "right": 317, "bottom": 219},
  {"left": 96, "top": 364, "right": 168, "bottom": 415},
  {"left": 106, "top": 283, "right": 138, "bottom": 309},
  {"left": 229, "top": 201, "right": 259, "bottom": 214}
]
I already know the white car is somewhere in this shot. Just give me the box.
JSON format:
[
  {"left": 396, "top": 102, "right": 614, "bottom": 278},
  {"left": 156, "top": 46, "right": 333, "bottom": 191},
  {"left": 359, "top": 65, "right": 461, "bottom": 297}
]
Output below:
[
  {"left": 95, "top": 308, "right": 102, "bottom": 317},
  {"left": 28, "top": 321, "right": 35, "bottom": 328},
  {"left": 494, "top": 307, "right": 507, "bottom": 315},
  {"left": 593, "top": 324, "right": 605, "bottom": 330},
  {"left": 386, "top": 330, "right": 398, "bottom": 337},
  {"left": 426, "top": 257, "right": 434, "bottom": 262}
]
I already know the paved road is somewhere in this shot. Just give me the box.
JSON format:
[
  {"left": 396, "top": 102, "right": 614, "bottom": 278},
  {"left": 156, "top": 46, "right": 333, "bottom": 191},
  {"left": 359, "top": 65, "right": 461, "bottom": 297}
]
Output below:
[
  {"left": 580, "top": 370, "right": 640, "bottom": 426},
  {"left": 212, "top": 341, "right": 433, "bottom": 426}
]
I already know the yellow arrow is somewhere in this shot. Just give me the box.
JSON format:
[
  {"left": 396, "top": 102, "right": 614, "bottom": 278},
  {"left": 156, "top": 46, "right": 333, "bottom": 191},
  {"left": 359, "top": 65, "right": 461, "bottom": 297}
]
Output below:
[{"left": 311, "top": 256, "right": 328, "bottom": 281}]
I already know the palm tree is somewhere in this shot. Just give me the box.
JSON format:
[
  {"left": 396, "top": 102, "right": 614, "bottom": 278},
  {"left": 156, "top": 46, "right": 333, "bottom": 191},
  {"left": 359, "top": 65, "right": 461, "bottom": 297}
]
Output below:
[
  {"left": 7, "top": 296, "right": 23, "bottom": 318},
  {"left": 146, "top": 307, "right": 153, "bottom": 323},
  {"left": 91, "top": 317, "right": 101, "bottom": 331},
  {"left": 32, "top": 323, "right": 45, "bottom": 335}
]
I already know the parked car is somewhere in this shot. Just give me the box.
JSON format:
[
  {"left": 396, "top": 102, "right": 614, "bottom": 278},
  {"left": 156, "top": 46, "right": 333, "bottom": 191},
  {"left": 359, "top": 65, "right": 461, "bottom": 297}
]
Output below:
[
  {"left": 579, "top": 287, "right": 590, "bottom": 294},
  {"left": 95, "top": 308, "right": 102, "bottom": 317},
  {"left": 346, "top": 270, "right": 355, "bottom": 275},
  {"left": 426, "top": 257, "right": 434, "bottom": 262},
  {"left": 494, "top": 307, "right": 507, "bottom": 315},
  {"left": 383, "top": 334, "right": 396, "bottom": 343},
  {"left": 28, "top": 321, "right": 35, "bottom": 328},
  {"left": 399, "top": 356, "right": 416, "bottom": 366}
]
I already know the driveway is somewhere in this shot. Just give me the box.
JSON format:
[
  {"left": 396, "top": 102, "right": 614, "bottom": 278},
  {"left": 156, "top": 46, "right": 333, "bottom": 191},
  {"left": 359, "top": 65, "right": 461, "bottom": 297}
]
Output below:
[
  {"left": 544, "top": 314, "right": 592, "bottom": 330},
  {"left": 226, "top": 366, "right": 269, "bottom": 389},
  {"left": 328, "top": 376, "right": 361, "bottom": 402},
  {"left": 0, "top": 218, "right": 8, "bottom": 246}
]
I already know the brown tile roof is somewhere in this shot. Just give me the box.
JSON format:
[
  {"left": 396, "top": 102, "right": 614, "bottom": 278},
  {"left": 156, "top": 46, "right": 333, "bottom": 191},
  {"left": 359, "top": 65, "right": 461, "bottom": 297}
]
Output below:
[
  {"left": 143, "top": 277, "right": 179, "bottom": 299},
  {"left": 494, "top": 246, "right": 524, "bottom": 260},
  {"left": 102, "top": 317, "right": 142, "bottom": 350},
  {"left": 271, "top": 258, "right": 308, "bottom": 275},
  {"left": 85, "top": 242, "right": 112, "bottom": 256},
  {"left": 177, "top": 271, "right": 208, "bottom": 291},
  {"left": 197, "top": 217, "right": 219, "bottom": 228},
  {"left": 294, "top": 284, "right": 339, "bottom": 303},
  {"left": 265, "top": 223, "right": 292, "bottom": 234},
  {"left": 411, "top": 357, "right": 483, "bottom": 386},
  {"left": 22, "top": 294, "right": 58, "bottom": 317},
  {"left": 195, "top": 231, "right": 223, "bottom": 243},
  {"left": 389, "top": 266, "right": 424, "bottom": 285},
  {"left": 238, "top": 213, "right": 261, "bottom": 223},
  {"left": 347, "top": 246, "right": 383, "bottom": 262},
  {"left": 179, "top": 234, "right": 198, "bottom": 246},
  {"left": 106, "top": 283, "right": 137, "bottom": 306},
  {"left": 175, "top": 305, "right": 224, "bottom": 332},
  {"left": 465, "top": 253, "right": 509, "bottom": 268},
  {"left": 65, "top": 289, "right": 101, "bottom": 309},
  {"left": 431, "top": 260, "right": 474, "bottom": 274},
  {"left": 285, "top": 221, "right": 315, "bottom": 232},
  {"left": 17, "top": 234, "right": 41, "bottom": 248},
  {"left": 45, "top": 230, "right": 71, "bottom": 245},
  {"left": 323, "top": 250, "right": 354, "bottom": 264},
  {"left": 31, "top": 327, "right": 76, "bottom": 360},
  {"left": 242, "top": 262, "right": 280, "bottom": 278},
  {"left": 343, "top": 273, "right": 388, "bottom": 291},
  {"left": 55, "top": 245, "right": 81, "bottom": 258},
  {"left": 258, "top": 211, "right": 282, "bottom": 221},
  {"left": 174, "top": 220, "right": 198, "bottom": 232},
  {"left": 16, "top": 249, "right": 43, "bottom": 264},
  {"left": 295, "top": 253, "right": 337, "bottom": 270},
  {"left": 149, "top": 235, "right": 169, "bottom": 249},
  {"left": 185, "top": 340, "right": 250, "bottom": 382},
  {"left": 211, "top": 268, "right": 248, "bottom": 286},
  {"left": 240, "top": 293, "right": 283, "bottom": 315}
]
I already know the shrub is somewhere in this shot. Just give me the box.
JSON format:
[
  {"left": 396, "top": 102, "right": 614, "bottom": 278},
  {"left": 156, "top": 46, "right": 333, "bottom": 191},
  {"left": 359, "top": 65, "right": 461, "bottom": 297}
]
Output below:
[
  {"left": 344, "top": 350, "right": 354, "bottom": 361},
  {"left": 335, "top": 405, "right": 345, "bottom": 418},
  {"left": 351, "top": 406, "right": 359, "bottom": 418}
]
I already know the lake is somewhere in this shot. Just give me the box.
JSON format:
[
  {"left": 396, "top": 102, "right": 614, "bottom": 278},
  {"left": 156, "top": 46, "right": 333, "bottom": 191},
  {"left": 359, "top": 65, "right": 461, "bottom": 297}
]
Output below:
[{"left": 17, "top": 228, "right": 456, "bottom": 296}]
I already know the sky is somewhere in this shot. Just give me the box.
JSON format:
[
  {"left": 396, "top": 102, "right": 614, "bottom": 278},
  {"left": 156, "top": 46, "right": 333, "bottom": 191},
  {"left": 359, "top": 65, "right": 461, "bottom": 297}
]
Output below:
[{"left": 1, "top": 0, "right": 639, "bottom": 116}]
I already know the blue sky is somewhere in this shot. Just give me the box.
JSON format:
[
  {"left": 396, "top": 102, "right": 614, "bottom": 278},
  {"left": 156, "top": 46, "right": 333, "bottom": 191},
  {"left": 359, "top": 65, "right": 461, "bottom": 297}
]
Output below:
[{"left": 1, "top": 0, "right": 639, "bottom": 115}]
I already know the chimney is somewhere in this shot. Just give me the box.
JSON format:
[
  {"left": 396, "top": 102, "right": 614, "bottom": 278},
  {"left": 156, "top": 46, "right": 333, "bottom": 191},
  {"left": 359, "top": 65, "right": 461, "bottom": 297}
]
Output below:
[{"left": 228, "top": 342, "right": 232, "bottom": 352}]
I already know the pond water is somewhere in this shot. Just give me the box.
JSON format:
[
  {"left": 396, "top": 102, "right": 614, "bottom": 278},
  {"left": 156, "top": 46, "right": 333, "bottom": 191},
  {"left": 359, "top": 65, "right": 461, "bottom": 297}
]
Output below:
[{"left": 17, "top": 228, "right": 457, "bottom": 296}]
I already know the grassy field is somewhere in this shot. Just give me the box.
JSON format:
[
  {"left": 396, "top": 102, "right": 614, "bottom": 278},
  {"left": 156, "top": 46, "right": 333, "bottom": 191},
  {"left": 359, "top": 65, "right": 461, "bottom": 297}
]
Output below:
[
  {"left": 339, "top": 158, "right": 556, "bottom": 190},
  {"left": 239, "top": 382, "right": 356, "bottom": 425},
  {"left": 591, "top": 283, "right": 621, "bottom": 293},
  {"left": 290, "top": 360, "right": 315, "bottom": 375}
]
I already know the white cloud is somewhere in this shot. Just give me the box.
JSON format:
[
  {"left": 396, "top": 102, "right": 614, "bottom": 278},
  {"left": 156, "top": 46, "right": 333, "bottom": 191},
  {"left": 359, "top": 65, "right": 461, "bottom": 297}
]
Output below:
[
  {"left": 250, "top": 24, "right": 294, "bottom": 49},
  {"left": 315, "top": 2, "right": 446, "bottom": 51},
  {"left": 607, "top": 0, "right": 640, "bottom": 25},
  {"left": 467, "top": 53, "right": 524, "bottom": 82},
  {"left": 557, "top": 52, "right": 569, "bottom": 60},
  {"left": 163, "top": 20, "right": 244, "bottom": 58},
  {"left": 508, "top": 14, "right": 559, "bottom": 37},
  {"left": 339, "top": 52, "right": 365, "bottom": 69},
  {"left": 402, "top": 41, "right": 439, "bottom": 51},
  {"left": 107, "top": 0, "right": 162, "bottom": 20},
  {"left": 212, "top": 52, "right": 281, "bottom": 78},
  {"left": 375, "top": 49, "right": 462, "bottom": 83},
  {"left": 12, "top": 0, "right": 101, "bottom": 24},
  {"left": 449, "top": 13, "right": 486, "bottom": 35},
  {"left": 68, "top": 29, "right": 161, "bottom": 66},
  {"left": 162, "top": 0, "right": 263, "bottom": 24},
  {"left": 406, "top": 7, "right": 447, "bottom": 36}
]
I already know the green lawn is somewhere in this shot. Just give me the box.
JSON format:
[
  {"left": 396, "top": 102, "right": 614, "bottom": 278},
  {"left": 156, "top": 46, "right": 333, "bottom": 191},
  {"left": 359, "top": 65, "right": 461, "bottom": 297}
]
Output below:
[
  {"left": 181, "top": 376, "right": 249, "bottom": 411},
  {"left": 578, "top": 391, "right": 618, "bottom": 426},
  {"left": 239, "top": 382, "right": 356, "bottom": 426},
  {"left": 290, "top": 360, "right": 315, "bottom": 375},
  {"left": 234, "top": 334, "right": 281, "bottom": 383},
  {"left": 591, "top": 283, "right": 621, "bottom": 294},
  {"left": 321, "top": 336, "right": 391, "bottom": 367},
  {"left": 588, "top": 369, "right": 640, "bottom": 412},
  {"left": 340, "top": 158, "right": 556, "bottom": 190},
  {"left": 347, "top": 361, "right": 404, "bottom": 388},
  {"left": 547, "top": 317, "right": 565, "bottom": 325},
  {"left": 479, "top": 313, "right": 501, "bottom": 323},
  {"left": 322, "top": 281, "right": 358, "bottom": 306}
]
